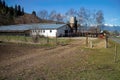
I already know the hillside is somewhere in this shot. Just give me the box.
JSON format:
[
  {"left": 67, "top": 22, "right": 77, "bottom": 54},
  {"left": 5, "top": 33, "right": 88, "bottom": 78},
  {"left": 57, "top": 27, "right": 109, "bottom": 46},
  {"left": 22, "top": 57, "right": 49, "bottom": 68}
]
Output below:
[
  {"left": 0, "top": 0, "right": 25, "bottom": 25},
  {"left": 14, "top": 14, "right": 40, "bottom": 24},
  {"left": 0, "top": 13, "right": 42, "bottom": 25},
  {"left": 0, "top": 0, "right": 63, "bottom": 26},
  {"left": 0, "top": 12, "right": 62, "bottom": 25},
  {"left": 0, "top": 14, "right": 14, "bottom": 25},
  {"left": 14, "top": 14, "right": 64, "bottom": 24}
]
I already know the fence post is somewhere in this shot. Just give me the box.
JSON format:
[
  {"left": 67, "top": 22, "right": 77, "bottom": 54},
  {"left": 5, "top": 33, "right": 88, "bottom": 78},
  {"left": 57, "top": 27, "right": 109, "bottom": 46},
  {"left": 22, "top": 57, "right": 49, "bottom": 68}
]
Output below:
[
  {"left": 86, "top": 34, "right": 88, "bottom": 47},
  {"left": 104, "top": 33, "right": 108, "bottom": 48},
  {"left": 114, "top": 44, "right": 117, "bottom": 63},
  {"left": 56, "top": 32, "right": 57, "bottom": 45},
  {"left": 47, "top": 34, "right": 49, "bottom": 44},
  {"left": 90, "top": 40, "right": 93, "bottom": 48}
]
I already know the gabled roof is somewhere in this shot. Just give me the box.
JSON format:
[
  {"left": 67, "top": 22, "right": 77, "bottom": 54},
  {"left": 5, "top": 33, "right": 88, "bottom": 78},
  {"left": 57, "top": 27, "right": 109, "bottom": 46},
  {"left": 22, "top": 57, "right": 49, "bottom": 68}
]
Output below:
[{"left": 0, "top": 23, "right": 66, "bottom": 31}]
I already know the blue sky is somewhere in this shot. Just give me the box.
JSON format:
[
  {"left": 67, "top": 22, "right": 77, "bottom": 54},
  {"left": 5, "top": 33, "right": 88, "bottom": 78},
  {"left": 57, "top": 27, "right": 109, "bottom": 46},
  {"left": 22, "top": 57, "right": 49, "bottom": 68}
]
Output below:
[{"left": 5, "top": 0, "right": 120, "bottom": 25}]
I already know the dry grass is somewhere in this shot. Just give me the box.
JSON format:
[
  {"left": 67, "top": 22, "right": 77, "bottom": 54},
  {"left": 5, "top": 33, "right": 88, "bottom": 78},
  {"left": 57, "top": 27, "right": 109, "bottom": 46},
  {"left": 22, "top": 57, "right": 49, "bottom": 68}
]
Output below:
[{"left": 0, "top": 38, "right": 120, "bottom": 80}]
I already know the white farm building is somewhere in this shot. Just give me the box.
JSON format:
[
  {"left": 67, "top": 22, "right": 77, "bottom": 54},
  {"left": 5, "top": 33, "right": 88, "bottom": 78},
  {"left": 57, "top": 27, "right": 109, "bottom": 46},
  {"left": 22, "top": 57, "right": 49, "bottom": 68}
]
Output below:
[{"left": 0, "top": 23, "right": 70, "bottom": 37}]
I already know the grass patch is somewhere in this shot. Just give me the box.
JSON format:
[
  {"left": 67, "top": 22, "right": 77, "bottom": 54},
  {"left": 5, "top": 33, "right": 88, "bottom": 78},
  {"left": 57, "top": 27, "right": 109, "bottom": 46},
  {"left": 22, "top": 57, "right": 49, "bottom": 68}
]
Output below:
[
  {"left": 82, "top": 39, "right": 120, "bottom": 80},
  {"left": 0, "top": 35, "right": 73, "bottom": 48},
  {"left": 43, "top": 39, "right": 120, "bottom": 80},
  {"left": 0, "top": 35, "right": 32, "bottom": 42}
]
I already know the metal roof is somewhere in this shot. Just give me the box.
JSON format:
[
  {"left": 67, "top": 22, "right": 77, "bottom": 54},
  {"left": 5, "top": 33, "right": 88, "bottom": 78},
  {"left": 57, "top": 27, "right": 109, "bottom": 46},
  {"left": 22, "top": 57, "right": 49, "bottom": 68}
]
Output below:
[{"left": 0, "top": 23, "right": 66, "bottom": 31}]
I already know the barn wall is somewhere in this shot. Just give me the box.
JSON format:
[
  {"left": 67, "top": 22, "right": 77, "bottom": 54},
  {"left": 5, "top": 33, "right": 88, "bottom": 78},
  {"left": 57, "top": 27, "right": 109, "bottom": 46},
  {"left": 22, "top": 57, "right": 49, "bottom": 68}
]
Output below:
[
  {"left": 30, "top": 25, "right": 70, "bottom": 37},
  {"left": 31, "top": 29, "right": 57, "bottom": 37},
  {"left": 41, "top": 29, "right": 57, "bottom": 37},
  {"left": 57, "top": 25, "right": 70, "bottom": 37}
]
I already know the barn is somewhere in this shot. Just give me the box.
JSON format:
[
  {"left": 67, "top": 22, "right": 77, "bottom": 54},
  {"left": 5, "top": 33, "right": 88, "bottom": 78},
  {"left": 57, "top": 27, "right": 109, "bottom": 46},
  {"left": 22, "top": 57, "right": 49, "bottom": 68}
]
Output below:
[{"left": 0, "top": 23, "right": 70, "bottom": 37}]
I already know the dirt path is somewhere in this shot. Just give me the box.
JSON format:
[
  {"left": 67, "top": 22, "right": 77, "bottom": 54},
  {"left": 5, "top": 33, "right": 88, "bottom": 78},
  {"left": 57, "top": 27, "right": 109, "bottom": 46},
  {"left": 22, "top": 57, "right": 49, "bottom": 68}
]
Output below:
[{"left": 0, "top": 39, "right": 87, "bottom": 80}]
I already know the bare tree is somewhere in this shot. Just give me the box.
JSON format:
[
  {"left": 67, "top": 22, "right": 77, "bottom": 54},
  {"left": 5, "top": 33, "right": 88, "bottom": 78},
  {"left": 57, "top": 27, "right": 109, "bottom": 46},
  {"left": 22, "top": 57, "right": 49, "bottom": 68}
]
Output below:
[
  {"left": 77, "top": 7, "right": 85, "bottom": 25},
  {"left": 49, "top": 10, "right": 57, "bottom": 21},
  {"left": 64, "top": 8, "right": 77, "bottom": 23},
  {"left": 37, "top": 9, "right": 48, "bottom": 19},
  {"left": 77, "top": 8, "right": 104, "bottom": 30},
  {"left": 65, "top": 8, "right": 77, "bottom": 17},
  {"left": 77, "top": 7, "right": 91, "bottom": 29},
  {"left": 96, "top": 10, "right": 104, "bottom": 31},
  {"left": 56, "top": 13, "right": 64, "bottom": 22},
  {"left": 90, "top": 10, "right": 97, "bottom": 26},
  {"left": 49, "top": 10, "right": 64, "bottom": 22},
  {"left": 84, "top": 9, "right": 91, "bottom": 28}
]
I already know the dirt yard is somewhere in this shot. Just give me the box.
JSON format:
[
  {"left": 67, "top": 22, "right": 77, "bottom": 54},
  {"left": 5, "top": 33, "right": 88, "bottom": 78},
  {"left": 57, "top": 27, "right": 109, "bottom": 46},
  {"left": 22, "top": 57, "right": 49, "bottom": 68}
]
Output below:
[{"left": 0, "top": 38, "right": 104, "bottom": 80}]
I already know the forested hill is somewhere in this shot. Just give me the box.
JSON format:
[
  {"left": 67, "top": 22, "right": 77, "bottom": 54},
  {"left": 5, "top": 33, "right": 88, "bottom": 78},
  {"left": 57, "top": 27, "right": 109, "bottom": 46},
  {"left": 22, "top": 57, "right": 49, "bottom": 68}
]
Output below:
[
  {"left": 0, "top": 0, "right": 59, "bottom": 25},
  {"left": 0, "top": 0, "right": 25, "bottom": 25}
]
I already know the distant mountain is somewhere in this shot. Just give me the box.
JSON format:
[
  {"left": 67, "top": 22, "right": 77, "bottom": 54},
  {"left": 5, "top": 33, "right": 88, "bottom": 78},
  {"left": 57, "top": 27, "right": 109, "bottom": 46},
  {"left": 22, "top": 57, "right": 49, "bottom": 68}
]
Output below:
[{"left": 103, "top": 25, "right": 120, "bottom": 32}]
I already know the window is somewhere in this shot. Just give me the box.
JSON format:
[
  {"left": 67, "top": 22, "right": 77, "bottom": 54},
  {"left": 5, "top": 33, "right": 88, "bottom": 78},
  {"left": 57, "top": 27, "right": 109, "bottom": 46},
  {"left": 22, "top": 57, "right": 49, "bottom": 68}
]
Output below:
[
  {"left": 50, "top": 30, "right": 52, "bottom": 33},
  {"left": 43, "top": 30, "right": 45, "bottom": 33},
  {"left": 35, "top": 30, "right": 38, "bottom": 33}
]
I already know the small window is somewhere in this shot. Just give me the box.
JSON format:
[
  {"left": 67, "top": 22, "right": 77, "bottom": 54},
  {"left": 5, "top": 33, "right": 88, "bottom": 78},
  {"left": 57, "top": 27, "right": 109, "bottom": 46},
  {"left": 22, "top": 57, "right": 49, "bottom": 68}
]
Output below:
[
  {"left": 50, "top": 30, "right": 52, "bottom": 33},
  {"left": 43, "top": 30, "right": 45, "bottom": 33}
]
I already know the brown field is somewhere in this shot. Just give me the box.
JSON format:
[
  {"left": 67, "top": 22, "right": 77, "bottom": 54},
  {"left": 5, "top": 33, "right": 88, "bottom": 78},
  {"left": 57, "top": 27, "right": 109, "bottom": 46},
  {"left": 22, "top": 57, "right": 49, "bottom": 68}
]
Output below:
[{"left": 0, "top": 38, "right": 115, "bottom": 80}]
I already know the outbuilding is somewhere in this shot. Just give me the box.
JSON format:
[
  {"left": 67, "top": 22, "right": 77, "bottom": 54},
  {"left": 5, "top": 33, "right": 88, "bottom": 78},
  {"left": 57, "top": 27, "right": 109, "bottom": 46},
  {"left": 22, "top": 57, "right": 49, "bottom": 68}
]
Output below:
[{"left": 0, "top": 23, "right": 70, "bottom": 37}]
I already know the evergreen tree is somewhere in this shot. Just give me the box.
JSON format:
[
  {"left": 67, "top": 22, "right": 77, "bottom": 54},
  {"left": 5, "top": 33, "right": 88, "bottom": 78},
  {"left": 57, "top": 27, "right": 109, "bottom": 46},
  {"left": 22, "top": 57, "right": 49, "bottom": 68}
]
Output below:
[
  {"left": 14, "top": 4, "right": 18, "bottom": 16},
  {"left": 32, "top": 11, "right": 36, "bottom": 16},
  {"left": 15, "top": 5, "right": 17, "bottom": 11},
  {"left": 0, "top": 0, "right": 2, "bottom": 4},
  {"left": 0, "top": 0, "right": 2, "bottom": 11},
  {"left": 9, "top": 6, "right": 14, "bottom": 16},
  {"left": 2, "top": 0, "right": 5, "bottom": 7},
  {"left": 22, "top": 7, "right": 24, "bottom": 15},
  {"left": 5, "top": 6, "right": 9, "bottom": 14},
  {"left": 17, "top": 5, "right": 21, "bottom": 15}
]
